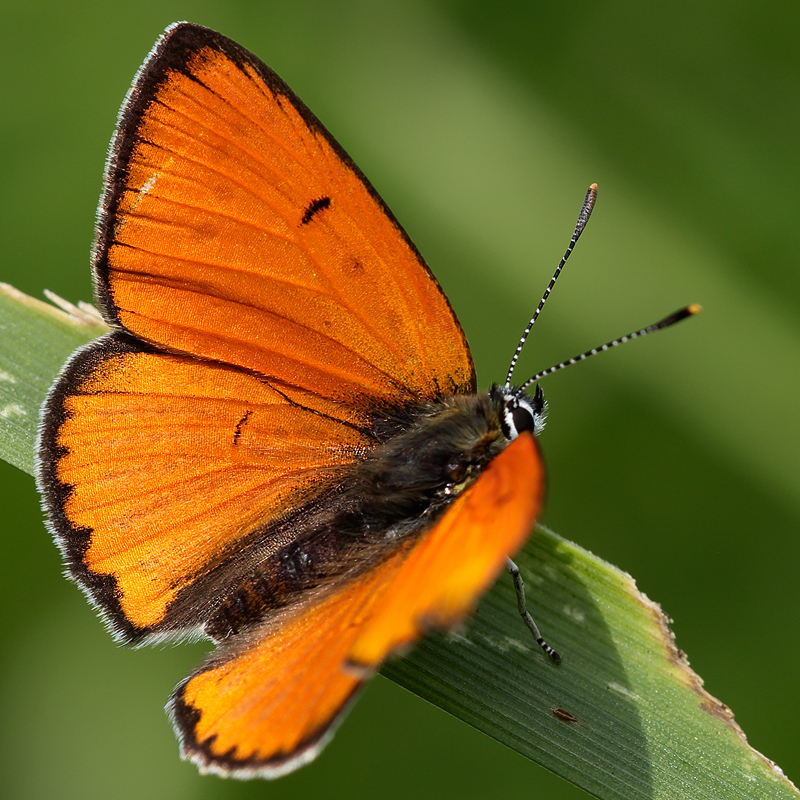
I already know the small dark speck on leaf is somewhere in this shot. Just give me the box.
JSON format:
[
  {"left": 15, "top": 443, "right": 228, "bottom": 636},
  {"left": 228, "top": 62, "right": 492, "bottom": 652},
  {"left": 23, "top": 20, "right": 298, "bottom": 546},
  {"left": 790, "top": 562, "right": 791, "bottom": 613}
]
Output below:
[{"left": 552, "top": 707, "right": 579, "bottom": 724}]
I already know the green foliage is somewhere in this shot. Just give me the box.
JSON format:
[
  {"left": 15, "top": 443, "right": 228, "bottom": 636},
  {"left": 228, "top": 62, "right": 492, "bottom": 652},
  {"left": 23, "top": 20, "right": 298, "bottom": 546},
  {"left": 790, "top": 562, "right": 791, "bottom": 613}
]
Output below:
[{"left": 0, "top": 286, "right": 107, "bottom": 474}]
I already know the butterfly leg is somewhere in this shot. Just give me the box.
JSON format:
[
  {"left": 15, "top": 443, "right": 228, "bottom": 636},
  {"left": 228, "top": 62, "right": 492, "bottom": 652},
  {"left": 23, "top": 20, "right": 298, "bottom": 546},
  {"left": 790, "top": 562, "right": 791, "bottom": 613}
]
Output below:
[{"left": 506, "top": 557, "right": 561, "bottom": 664}]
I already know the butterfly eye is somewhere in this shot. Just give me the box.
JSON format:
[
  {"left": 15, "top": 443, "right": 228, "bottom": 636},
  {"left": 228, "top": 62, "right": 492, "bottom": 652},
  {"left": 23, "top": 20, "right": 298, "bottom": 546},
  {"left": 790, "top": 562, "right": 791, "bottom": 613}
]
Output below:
[
  {"left": 500, "top": 395, "right": 538, "bottom": 441},
  {"left": 511, "top": 404, "right": 534, "bottom": 436}
]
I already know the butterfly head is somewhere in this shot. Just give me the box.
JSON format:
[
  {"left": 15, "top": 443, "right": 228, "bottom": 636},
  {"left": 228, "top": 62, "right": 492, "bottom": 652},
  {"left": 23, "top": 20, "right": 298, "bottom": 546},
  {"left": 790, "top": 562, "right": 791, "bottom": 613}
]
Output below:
[{"left": 492, "top": 384, "right": 547, "bottom": 441}]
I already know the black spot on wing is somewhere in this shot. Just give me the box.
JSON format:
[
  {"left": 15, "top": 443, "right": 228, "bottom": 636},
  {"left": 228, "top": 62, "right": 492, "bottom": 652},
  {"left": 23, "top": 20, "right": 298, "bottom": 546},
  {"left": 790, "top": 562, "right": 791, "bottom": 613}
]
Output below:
[
  {"left": 301, "top": 196, "right": 331, "bottom": 225},
  {"left": 232, "top": 409, "right": 252, "bottom": 445}
]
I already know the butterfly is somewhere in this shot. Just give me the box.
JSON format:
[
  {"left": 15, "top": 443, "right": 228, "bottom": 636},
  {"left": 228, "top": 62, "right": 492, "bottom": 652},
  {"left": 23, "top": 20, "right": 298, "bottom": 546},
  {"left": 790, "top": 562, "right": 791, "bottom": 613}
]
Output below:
[{"left": 35, "top": 22, "right": 698, "bottom": 779}]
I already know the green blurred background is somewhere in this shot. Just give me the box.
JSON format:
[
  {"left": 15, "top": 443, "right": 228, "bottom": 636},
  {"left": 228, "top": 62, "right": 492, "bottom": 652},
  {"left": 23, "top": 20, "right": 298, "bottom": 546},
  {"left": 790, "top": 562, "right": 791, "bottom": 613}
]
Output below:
[{"left": 1, "top": 1, "right": 798, "bottom": 798}]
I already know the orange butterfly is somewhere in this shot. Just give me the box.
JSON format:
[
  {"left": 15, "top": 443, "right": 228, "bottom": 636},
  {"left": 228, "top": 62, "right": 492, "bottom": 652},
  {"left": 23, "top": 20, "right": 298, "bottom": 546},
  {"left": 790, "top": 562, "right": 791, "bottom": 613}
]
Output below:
[{"left": 35, "top": 22, "right": 698, "bottom": 779}]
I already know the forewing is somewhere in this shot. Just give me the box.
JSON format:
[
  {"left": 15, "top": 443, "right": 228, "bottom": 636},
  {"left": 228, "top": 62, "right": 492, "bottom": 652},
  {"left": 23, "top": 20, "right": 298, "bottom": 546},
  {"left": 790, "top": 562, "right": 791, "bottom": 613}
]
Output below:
[
  {"left": 348, "top": 431, "right": 544, "bottom": 667},
  {"left": 36, "top": 334, "right": 372, "bottom": 644},
  {"left": 95, "top": 22, "right": 475, "bottom": 410},
  {"left": 169, "top": 432, "right": 543, "bottom": 777},
  {"left": 169, "top": 545, "right": 411, "bottom": 779}
]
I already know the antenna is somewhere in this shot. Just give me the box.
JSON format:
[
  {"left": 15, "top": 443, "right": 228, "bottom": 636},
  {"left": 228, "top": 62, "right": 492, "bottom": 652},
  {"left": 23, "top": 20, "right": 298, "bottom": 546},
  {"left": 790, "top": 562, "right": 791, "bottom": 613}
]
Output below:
[
  {"left": 518, "top": 304, "right": 702, "bottom": 391},
  {"left": 505, "top": 183, "right": 598, "bottom": 387}
]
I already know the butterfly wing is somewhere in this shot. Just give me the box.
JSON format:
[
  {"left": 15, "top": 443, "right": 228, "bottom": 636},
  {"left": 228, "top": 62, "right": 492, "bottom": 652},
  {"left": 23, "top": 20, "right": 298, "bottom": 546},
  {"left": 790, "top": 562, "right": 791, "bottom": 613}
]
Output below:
[
  {"left": 95, "top": 22, "right": 475, "bottom": 408},
  {"left": 37, "top": 334, "right": 374, "bottom": 643},
  {"left": 37, "top": 22, "right": 478, "bottom": 643},
  {"left": 169, "top": 433, "right": 544, "bottom": 778}
]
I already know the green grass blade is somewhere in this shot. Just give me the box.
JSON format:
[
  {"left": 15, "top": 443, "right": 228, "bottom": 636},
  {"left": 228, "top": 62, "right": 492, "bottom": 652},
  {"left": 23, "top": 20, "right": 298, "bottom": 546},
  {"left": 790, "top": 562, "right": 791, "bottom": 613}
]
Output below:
[
  {"left": 386, "top": 530, "right": 798, "bottom": 798},
  {"left": 0, "top": 284, "right": 107, "bottom": 474},
  {"left": 0, "top": 285, "right": 795, "bottom": 799}
]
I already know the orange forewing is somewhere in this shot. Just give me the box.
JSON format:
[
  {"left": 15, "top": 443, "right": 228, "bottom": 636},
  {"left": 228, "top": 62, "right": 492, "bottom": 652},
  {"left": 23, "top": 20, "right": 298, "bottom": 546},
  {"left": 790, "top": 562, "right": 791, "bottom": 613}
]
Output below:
[
  {"left": 170, "top": 433, "right": 543, "bottom": 777},
  {"left": 171, "top": 548, "right": 410, "bottom": 778},
  {"left": 95, "top": 25, "right": 475, "bottom": 409},
  {"left": 349, "top": 432, "right": 544, "bottom": 667},
  {"left": 40, "top": 334, "right": 372, "bottom": 641}
]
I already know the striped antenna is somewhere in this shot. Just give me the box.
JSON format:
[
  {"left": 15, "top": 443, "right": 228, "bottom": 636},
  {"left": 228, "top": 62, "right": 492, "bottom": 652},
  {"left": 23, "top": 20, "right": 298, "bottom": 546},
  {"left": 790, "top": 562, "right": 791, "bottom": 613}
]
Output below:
[
  {"left": 518, "top": 304, "right": 702, "bottom": 392},
  {"left": 505, "top": 183, "right": 598, "bottom": 387}
]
